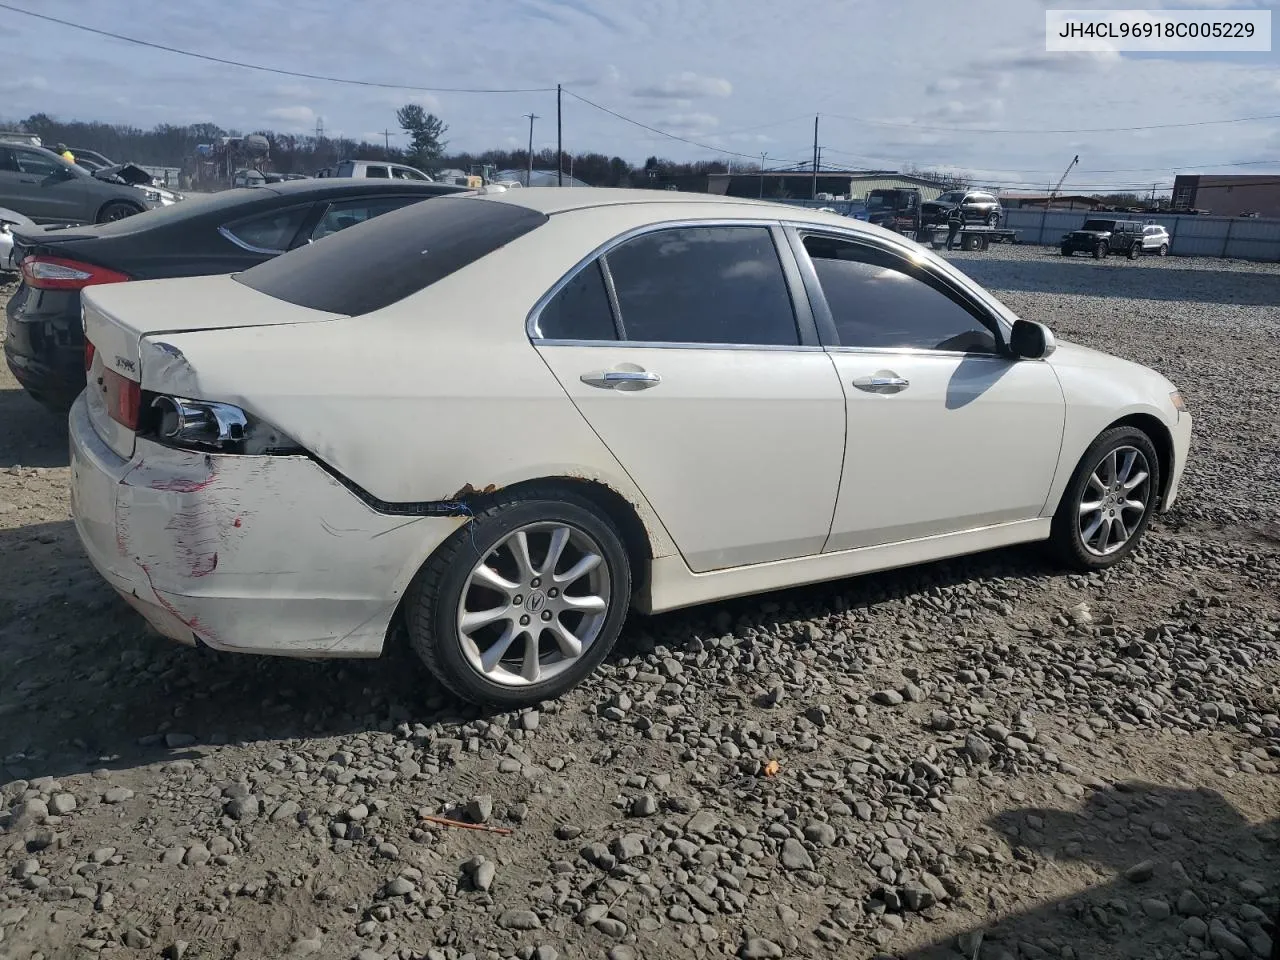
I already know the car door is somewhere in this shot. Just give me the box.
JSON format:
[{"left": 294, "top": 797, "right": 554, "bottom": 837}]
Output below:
[
  {"left": 11, "top": 147, "right": 89, "bottom": 222},
  {"left": 531, "top": 221, "right": 847, "bottom": 573},
  {"left": 0, "top": 146, "right": 36, "bottom": 215},
  {"left": 790, "top": 229, "right": 1067, "bottom": 552}
]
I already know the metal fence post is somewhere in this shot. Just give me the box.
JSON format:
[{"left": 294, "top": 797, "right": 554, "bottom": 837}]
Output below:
[
  {"left": 1039, "top": 205, "right": 1049, "bottom": 246},
  {"left": 1220, "top": 217, "right": 1235, "bottom": 258}
]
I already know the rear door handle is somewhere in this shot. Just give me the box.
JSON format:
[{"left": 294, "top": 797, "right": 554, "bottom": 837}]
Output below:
[
  {"left": 852, "top": 375, "right": 910, "bottom": 392},
  {"left": 581, "top": 369, "right": 662, "bottom": 390}
]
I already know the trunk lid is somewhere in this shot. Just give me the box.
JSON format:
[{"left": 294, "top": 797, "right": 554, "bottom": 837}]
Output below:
[{"left": 82, "top": 273, "right": 342, "bottom": 458}]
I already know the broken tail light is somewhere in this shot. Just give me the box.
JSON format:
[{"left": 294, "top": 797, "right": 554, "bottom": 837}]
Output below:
[
  {"left": 143, "top": 396, "right": 302, "bottom": 456},
  {"left": 102, "top": 367, "right": 141, "bottom": 430},
  {"left": 21, "top": 256, "right": 131, "bottom": 291},
  {"left": 84, "top": 340, "right": 96, "bottom": 373}
]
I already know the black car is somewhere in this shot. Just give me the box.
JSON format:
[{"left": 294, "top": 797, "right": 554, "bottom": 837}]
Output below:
[
  {"left": 1060, "top": 218, "right": 1145, "bottom": 260},
  {"left": 920, "top": 189, "right": 1003, "bottom": 228},
  {"left": 5, "top": 178, "right": 467, "bottom": 412}
]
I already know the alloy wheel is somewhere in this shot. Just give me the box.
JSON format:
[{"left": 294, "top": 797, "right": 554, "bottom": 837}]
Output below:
[
  {"left": 456, "top": 522, "right": 610, "bottom": 687},
  {"left": 1078, "top": 445, "right": 1152, "bottom": 557}
]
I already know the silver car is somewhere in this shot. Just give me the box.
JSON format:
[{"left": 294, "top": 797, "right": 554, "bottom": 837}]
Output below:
[
  {"left": 0, "top": 205, "right": 34, "bottom": 271},
  {"left": 0, "top": 143, "right": 161, "bottom": 224},
  {"left": 1142, "top": 223, "right": 1171, "bottom": 256}
]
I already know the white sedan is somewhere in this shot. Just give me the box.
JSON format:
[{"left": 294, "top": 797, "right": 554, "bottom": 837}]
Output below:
[{"left": 69, "top": 189, "right": 1191, "bottom": 707}]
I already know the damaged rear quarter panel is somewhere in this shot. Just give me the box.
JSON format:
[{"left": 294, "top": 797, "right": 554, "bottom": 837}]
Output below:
[{"left": 115, "top": 438, "right": 467, "bottom": 655}]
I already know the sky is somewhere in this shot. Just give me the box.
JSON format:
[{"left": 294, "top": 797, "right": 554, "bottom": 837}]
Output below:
[{"left": 2, "top": 0, "right": 1278, "bottom": 192}]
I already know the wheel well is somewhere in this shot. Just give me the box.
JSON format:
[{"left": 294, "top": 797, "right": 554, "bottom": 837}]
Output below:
[
  {"left": 1108, "top": 413, "right": 1174, "bottom": 506},
  {"left": 493, "top": 476, "right": 654, "bottom": 573}
]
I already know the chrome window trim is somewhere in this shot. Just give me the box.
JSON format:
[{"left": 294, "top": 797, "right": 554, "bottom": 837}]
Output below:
[
  {"left": 217, "top": 224, "right": 286, "bottom": 256},
  {"left": 526, "top": 216, "right": 793, "bottom": 343},
  {"left": 530, "top": 338, "right": 826, "bottom": 353},
  {"left": 219, "top": 203, "right": 313, "bottom": 256},
  {"left": 824, "top": 344, "right": 1012, "bottom": 361}
]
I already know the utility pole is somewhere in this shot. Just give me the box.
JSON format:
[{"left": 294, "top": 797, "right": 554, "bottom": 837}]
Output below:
[
  {"left": 524, "top": 112, "right": 539, "bottom": 187},
  {"left": 556, "top": 84, "right": 563, "bottom": 187},
  {"left": 759, "top": 152, "right": 768, "bottom": 199},
  {"left": 811, "top": 114, "right": 819, "bottom": 200},
  {"left": 382, "top": 129, "right": 392, "bottom": 155}
]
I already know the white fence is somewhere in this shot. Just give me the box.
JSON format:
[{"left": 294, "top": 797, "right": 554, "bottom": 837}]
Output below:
[{"left": 1003, "top": 208, "right": 1280, "bottom": 261}]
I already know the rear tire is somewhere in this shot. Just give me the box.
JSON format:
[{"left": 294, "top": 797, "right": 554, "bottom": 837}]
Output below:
[
  {"left": 1158, "top": 243, "right": 1169, "bottom": 257},
  {"left": 96, "top": 201, "right": 142, "bottom": 223},
  {"left": 986, "top": 212, "right": 1000, "bottom": 227},
  {"left": 1128, "top": 242, "right": 1141, "bottom": 260},
  {"left": 1060, "top": 246, "right": 1072, "bottom": 256},
  {"left": 1050, "top": 426, "right": 1161, "bottom": 571},
  {"left": 403, "top": 487, "right": 632, "bottom": 708}
]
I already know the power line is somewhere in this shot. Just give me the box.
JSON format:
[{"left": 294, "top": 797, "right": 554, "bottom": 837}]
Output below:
[
  {"left": 821, "top": 110, "right": 1280, "bottom": 135},
  {"left": 0, "top": 2, "right": 555, "bottom": 94},
  {"left": 563, "top": 89, "right": 790, "bottom": 162}
]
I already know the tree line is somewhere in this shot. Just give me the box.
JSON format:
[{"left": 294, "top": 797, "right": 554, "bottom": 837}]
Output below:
[{"left": 5, "top": 111, "right": 735, "bottom": 187}]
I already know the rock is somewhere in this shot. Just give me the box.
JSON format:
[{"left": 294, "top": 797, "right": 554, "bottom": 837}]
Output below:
[
  {"left": 209, "top": 837, "right": 234, "bottom": 857},
  {"left": 594, "top": 917, "right": 627, "bottom": 938},
  {"left": 687, "top": 811, "right": 719, "bottom": 838},
  {"left": 607, "top": 947, "right": 636, "bottom": 960},
  {"left": 740, "top": 938, "right": 784, "bottom": 959},
  {"left": 612, "top": 833, "right": 647, "bottom": 861},
  {"left": 102, "top": 787, "right": 133, "bottom": 804},
  {"left": 872, "top": 690, "right": 904, "bottom": 706},
  {"left": 779, "top": 838, "right": 815, "bottom": 871},
  {"left": 164, "top": 942, "right": 189, "bottom": 960},
  {"left": 91, "top": 847, "right": 116, "bottom": 864},
  {"left": 965, "top": 735, "right": 994, "bottom": 765},
  {"left": 1176, "top": 890, "right": 1208, "bottom": 916},
  {"left": 384, "top": 877, "right": 415, "bottom": 897},
  {"left": 1150, "top": 821, "right": 1173, "bottom": 840},
  {"left": 164, "top": 733, "right": 196, "bottom": 748},
  {"left": 224, "top": 795, "right": 259, "bottom": 820},
  {"left": 269, "top": 800, "right": 300, "bottom": 823},
  {"left": 804, "top": 822, "right": 837, "bottom": 847},
  {"left": 123, "top": 928, "right": 153, "bottom": 949},
  {"left": 466, "top": 795, "right": 494, "bottom": 824},
  {"left": 50, "top": 794, "right": 77, "bottom": 815},
  {"left": 534, "top": 948, "right": 560, "bottom": 960},
  {"left": 1207, "top": 921, "right": 1250, "bottom": 958},
  {"left": 1141, "top": 898, "right": 1171, "bottom": 920},
  {"left": 1124, "top": 860, "right": 1156, "bottom": 883},
  {"left": 183, "top": 844, "right": 211, "bottom": 866},
  {"left": 1179, "top": 917, "right": 1208, "bottom": 939},
  {"left": 473, "top": 860, "right": 496, "bottom": 891},
  {"left": 346, "top": 803, "right": 369, "bottom": 821},
  {"left": 630, "top": 794, "right": 658, "bottom": 817},
  {"left": 12, "top": 798, "right": 49, "bottom": 824},
  {"left": 288, "top": 938, "right": 323, "bottom": 956},
  {"left": 901, "top": 882, "right": 936, "bottom": 912},
  {"left": 498, "top": 909, "right": 542, "bottom": 931}
]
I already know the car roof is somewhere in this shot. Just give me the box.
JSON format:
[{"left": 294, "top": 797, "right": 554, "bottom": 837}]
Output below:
[
  {"left": 480, "top": 186, "right": 846, "bottom": 218},
  {"left": 244, "top": 178, "right": 467, "bottom": 198}
]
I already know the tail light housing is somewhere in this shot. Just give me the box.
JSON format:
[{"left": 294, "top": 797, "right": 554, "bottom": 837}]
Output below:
[
  {"left": 21, "top": 256, "right": 130, "bottom": 291},
  {"left": 141, "top": 396, "right": 301, "bottom": 455},
  {"left": 103, "top": 368, "right": 142, "bottom": 430},
  {"left": 84, "top": 340, "right": 96, "bottom": 373}
]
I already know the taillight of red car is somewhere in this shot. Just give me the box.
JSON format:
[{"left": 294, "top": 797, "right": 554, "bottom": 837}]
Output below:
[{"left": 20, "top": 256, "right": 130, "bottom": 291}]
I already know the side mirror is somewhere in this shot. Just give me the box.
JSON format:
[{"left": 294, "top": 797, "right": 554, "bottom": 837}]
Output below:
[{"left": 1009, "top": 318, "right": 1056, "bottom": 360}]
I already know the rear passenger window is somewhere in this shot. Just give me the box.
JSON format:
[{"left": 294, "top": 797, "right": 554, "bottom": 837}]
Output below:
[
  {"left": 220, "top": 205, "right": 310, "bottom": 254},
  {"left": 364, "top": 166, "right": 390, "bottom": 179},
  {"left": 538, "top": 261, "right": 617, "bottom": 341},
  {"left": 604, "top": 225, "right": 798, "bottom": 346}
]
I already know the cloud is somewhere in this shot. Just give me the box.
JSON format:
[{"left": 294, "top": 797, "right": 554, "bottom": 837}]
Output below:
[
  {"left": 0, "top": 75, "right": 49, "bottom": 94},
  {"left": 655, "top": 112, "right": 720, "bottom": 135},
  {"left": 265, "top": 105, "right": 317, "bottom": 131},
  {"left": 635, "top": 71, "right": 733, "bottom": 99}
]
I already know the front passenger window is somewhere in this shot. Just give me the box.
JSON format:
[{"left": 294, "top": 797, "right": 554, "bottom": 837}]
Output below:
[{"left": 803, "top": 235, "right": 998, "bottom": 353}]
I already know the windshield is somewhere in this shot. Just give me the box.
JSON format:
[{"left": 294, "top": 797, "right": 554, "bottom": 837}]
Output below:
[
  {"left": 1081, "top": 219, "right": 1115, "bottom": 231},
  {"left": 936, "top": 191, "right": 964, "bottom": 204},
  {"left": 866, "top": 195, "right": 888, "bottom": 208}
]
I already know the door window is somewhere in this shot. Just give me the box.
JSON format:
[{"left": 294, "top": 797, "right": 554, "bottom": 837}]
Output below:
[
  {"left": 391, "top": 166, "right": 429, "bottom": 180},
  {"left": 309, "top": 196, "right": 422, "bottom": 242},
  {"left": 15, "top": 149, "right": 61, "bottom": 177},
  {"left": 363, "top": 165, "right": 390, "bottom": 179},
  {"left": 220, "top": 204, "right": 311, "bottom": 254},
  {"left": 602, "top": 225, "right": 798, "bottom": 345},
  {"left": 803, "top": 235, "right": 999, "bottom": 353},
  {"left": 0, "top": 148, "right": 20, "bottom": 172}
]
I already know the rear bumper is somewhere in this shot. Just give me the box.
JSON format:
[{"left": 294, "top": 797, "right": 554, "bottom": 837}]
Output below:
[
  {"left": 4, "top": 288, "right": 85, "bottom": 408},
  {"left": 69, "top": 395, "right": 467, "bottom": 657}
]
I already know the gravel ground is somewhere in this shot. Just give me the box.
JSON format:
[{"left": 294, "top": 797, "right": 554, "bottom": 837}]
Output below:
[{"left": 0, "top": 246, "right": 1277, "bottom": 960}]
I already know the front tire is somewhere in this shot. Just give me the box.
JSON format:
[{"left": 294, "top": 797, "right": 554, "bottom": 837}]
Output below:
[
  {"left": 404, "top": 487, "right": 632, "bottom": 708},
  {"left": 1060, "top": 246, "right": 1072, "bottom": 256},
  {"left": 1128, "top": 242, "right": 1142, "bottom": 260},
  {"left": 986, "top": 212, "right": 1000, "bottom": 227},
  {"left": 1158, "top": 243, "right": 1169, "bottom": 257},
  {"left": 1093, "top": 242, "right": 1108, "bottom": 259},
  {"left": 1050, "top": 426, "right": 1161, "bottom": 571},
  {"left": 97, "top": 201, "right": 142, "bottom": 223}
]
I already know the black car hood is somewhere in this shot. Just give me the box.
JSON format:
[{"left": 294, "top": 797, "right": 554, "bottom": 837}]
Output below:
[{"left": 93, "top": 163, "right": 155, "bottom": 187}]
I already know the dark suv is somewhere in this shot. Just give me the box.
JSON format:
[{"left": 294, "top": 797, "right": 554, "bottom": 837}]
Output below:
[
  {"left": 921, "top": 189, "right": 1003, "bottom": 227},
  {"left": 1061, "top": 218, "right": 1145, "bottom": 260}
]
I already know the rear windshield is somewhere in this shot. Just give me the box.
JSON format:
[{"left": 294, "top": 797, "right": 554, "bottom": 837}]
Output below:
[{"left": 232, "top": 196, "right": 548, "bottom": 315}]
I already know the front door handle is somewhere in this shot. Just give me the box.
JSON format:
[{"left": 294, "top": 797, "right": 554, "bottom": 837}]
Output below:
[
  {"left": 581, "top": 369, "right": 662, "bottom": 390},
  {"left": 852, "top": 374, "right": 910, "bottom": 392}
]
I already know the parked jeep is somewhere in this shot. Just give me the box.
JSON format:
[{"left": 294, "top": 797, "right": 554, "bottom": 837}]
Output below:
[{"left": 1061, "top": 218, "right": 1145, "bottom": 260}]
